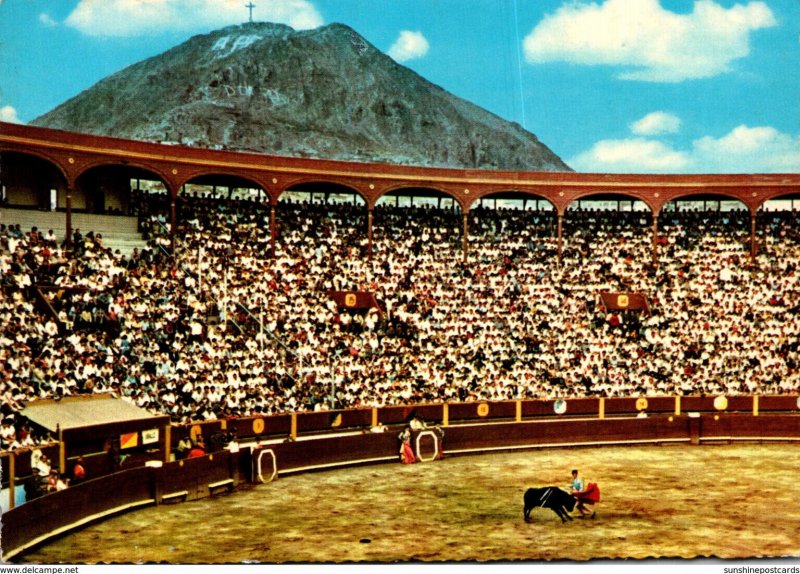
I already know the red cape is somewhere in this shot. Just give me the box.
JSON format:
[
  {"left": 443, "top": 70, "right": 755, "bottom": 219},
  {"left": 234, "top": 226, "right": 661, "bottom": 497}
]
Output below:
[{"left": 577, "top": 482, "right": 601, "bottom": 504}]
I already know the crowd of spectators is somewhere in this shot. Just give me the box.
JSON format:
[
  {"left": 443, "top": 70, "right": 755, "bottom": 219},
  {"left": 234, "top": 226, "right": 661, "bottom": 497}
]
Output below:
[{"left": 1, "top": 196, "right": 799, "bottom": 448}]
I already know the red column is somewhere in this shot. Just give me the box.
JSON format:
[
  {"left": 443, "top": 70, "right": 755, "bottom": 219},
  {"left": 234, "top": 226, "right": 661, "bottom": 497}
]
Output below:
[
  {"left": 170, "top": 198, "right": 177, "bottom": 254},
  {"left": 462, "top": 211, "right": 469, "bottom": 262},
  {"left": 367, "top": 208, "right": 373, "bottom": 258},
  {"left": 65, "top": 186, "right": 73, "bottom": 251},
  {"left": 557, "top": 213, "right": 563, "bottom": 264},
  {"left": 652, "top": 213, "right": 659, "bottom": 267},
  {"left": 270, "top": 203, "right": 277, "bottom": 258}
]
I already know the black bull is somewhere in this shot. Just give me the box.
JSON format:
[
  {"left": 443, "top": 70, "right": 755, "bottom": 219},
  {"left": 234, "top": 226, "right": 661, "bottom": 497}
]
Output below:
[{"left": 523, "top": 487, "right": 576, "bottom": 523}]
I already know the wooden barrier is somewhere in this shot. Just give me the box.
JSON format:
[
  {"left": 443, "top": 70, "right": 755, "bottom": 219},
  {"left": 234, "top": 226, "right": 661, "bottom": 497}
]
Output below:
[
  {"left": 247, "top": 411, "right": 800, "bottom": 478},
  {"left": 262, "top": 432, "right": 399, "bottom": 475},
  {"left": 156, "top": 451, "right": 239, "bottom": 502},
  {"left": 2, "top": 452, "right": 241, "bottom": 560},
  {"left": 4, "top": 402, "right": 800, "bottom": 561},
  {"left": 2, "top": 466, "right": 157, "bottom": 560},
  {"left": 189, "top": 395, "right": 799, "bottom": 445},
  {"left": 440, "top": 416, "right": 692, "bottom": 455}
]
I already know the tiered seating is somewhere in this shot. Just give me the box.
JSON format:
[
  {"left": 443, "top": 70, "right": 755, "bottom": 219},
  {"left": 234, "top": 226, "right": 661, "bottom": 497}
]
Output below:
[
  {"left": 0, "top": 208, "right": 146, "bottom": 256},
  {"left": 1, "top": 199, "right": 798, "bottom": 451}
]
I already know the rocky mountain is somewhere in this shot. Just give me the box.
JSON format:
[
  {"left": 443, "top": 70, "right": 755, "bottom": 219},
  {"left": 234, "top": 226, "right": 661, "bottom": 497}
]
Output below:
[{"left": 32, "top": 22, "right": 571, "bottom": 171}]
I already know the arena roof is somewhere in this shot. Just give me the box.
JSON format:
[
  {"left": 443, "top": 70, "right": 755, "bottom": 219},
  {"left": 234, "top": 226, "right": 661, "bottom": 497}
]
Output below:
[{"left": 1, "top": 121, "right": 798, "bottom": 213}]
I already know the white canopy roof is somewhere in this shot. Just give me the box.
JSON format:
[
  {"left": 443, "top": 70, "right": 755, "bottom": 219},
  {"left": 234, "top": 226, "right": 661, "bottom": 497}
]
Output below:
[{"left": 22, "top": 394, "right": 160, "bottom": 432}]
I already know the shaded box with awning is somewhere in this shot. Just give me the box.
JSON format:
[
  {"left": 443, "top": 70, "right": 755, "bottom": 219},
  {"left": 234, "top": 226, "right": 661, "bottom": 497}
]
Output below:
[{"left": 21, "top": 394, "right": 171, "bottom": 475}]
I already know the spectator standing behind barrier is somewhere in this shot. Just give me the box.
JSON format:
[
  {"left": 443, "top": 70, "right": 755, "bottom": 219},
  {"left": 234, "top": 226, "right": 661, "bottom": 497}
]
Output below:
[
  {"left": 105, "top": 438, "right": 121, "bottom": 471},
  {"left": 176, "top": 436, "right": 192, "bottom": 459},
  {"left": 186, "top": 441, "right": 207, "bottom": 459},
  {"left": 35, "top": 453, "right": 51, "bottom": 476},
  {"left": 409, "top": 415, "right": 426, "bottom": 431},
  {"left": 71, "top": 456, "right": 86, "bottom": 485},
  {"left": 24, "top": 468, "right": 44, "bottom": 502},
  {"left": 46, "top": 469, "right": 68, "bottom": 492}
]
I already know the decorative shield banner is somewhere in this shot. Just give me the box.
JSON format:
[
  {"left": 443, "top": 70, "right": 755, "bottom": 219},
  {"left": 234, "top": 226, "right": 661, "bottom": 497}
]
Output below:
[
  {"left": 252, "top": 418, "right": 265, "bottom": 434},
  {"left": 599, "top": 292, "right": 650, "bottom": 313},
  {"left": 328, "top": 291, "right": 383, "bottom": 313}
]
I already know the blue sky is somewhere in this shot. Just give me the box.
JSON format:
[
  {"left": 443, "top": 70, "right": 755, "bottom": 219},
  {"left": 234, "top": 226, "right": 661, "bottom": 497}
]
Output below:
[{"left": 1, "top": 0, "right": 798, "bottom": 173}]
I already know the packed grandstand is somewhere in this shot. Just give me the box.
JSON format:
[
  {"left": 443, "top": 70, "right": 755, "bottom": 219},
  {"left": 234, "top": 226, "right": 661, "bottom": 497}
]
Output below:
[{"left": 2, "top": 188, "right": 799, "bottom": 451}]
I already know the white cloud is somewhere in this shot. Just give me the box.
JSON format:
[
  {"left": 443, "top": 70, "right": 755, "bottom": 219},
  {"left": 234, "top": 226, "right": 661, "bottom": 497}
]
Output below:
[
  {"left": 0, "top": 105, "right": 21, "bottom": 124},
  {"left": 630, "top": 111, "right": 681, "bottom": 135},
  {"left": 387, "top": 30, "right": 430, "bottom": 62},
  {"left": 569, "top": 138, "right": 690, "bottom": 172},
  {"left": 65, "top": 0, "right": 323, "bottom": 38},
  {"left": 39, "top": 13, "right": 58, "bottom": 27},
  {"left": 691, "top": 125, "right": 800, "bottom": 172},
  {"left": 570, "top": 125, "right": 800, "bottom": 173},
  {"left": 523, "top": 0, "right": 776, "bottom": 82}
]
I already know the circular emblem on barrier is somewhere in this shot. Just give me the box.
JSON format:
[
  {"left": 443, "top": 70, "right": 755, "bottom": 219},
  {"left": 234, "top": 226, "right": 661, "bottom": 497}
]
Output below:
[
  {"left": 668, "top": 416, "right": 674, "bottom": 422},
  {"left": 252, "top": 418, "right": 265, "bottom": 435},
  {"left": 796, "top": 397, "right": 800, "bottom": 410},
  {"left": 345, "top": 293, "right": 357, "bottom": 307},
  {"left": 477, "top": 403, "right": 490, "bottom": 417},
  {"left": 714, "top": 396, "right": 728, "bottom": 411},
  {"left": 190, "top": 424, "right": 202, "bottom": 441},
  {"left": 636, "top": 397, "right": 649, "bottom": 411},
  {"left": 554, "top": 400, "right": 567, "bottom": 415}
]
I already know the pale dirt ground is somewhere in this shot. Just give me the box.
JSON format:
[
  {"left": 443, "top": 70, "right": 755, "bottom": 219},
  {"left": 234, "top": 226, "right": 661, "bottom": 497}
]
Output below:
[{"left": 19, "top": 443, "right": 800, "bottom": 564}]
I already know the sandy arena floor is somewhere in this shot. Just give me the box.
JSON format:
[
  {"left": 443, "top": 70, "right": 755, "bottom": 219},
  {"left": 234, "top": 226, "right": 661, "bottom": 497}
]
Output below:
[{"left": 18, "top": 443, "right": 800, "bottom": 564}]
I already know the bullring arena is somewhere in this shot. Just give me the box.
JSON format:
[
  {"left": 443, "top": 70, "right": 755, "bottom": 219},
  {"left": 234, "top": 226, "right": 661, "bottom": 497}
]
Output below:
[{"left": 1, "top": 121, "right": 800, "bottom": 563}]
